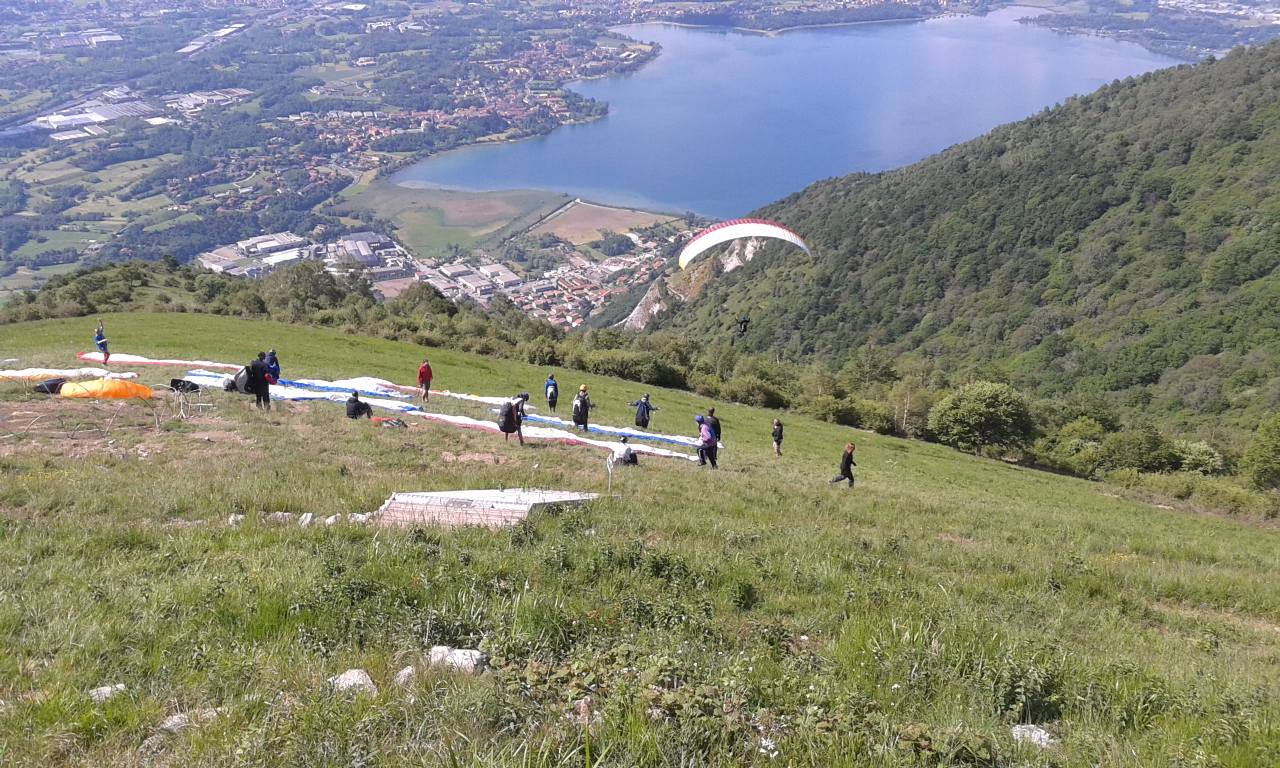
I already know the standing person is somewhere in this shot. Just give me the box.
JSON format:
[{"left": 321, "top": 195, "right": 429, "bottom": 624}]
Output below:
[
  {"left": 772, "top": 419, "right": 784, "bottom": 456},
  {"left": 346, "top": 390, "right": 373, "bottom": 419},
  {"left": 705, "top": 407, "right": 722, "bottom": 442},
  {"left": 544, "top": 373, "right": 559, "bottom": 412},
  {"left": 695, "top": 415, "right": 718, "bottom": 469},
  {"left": 830, "top": 443, "right": 856, "bottom": 488},
  {"left": 93, "top": 319, "right": 109, "bottom": 366},
  {"left": 265, "top": 349, "right": 281, "bottom": 382},
  {"left": 417, "top": 357, "right": 433, "bottom": 402},
  {"left": 248, "top": 352, "right": 272, "bottom": 411},
  {"left": 498, "top": 392, "right": 529, "bottom": 445},
  {"left": 571, "top": 385, "right": 591, "bottom": 432},
  {"left": 630, "top": 393, "right": 658, "bottom": 429}
]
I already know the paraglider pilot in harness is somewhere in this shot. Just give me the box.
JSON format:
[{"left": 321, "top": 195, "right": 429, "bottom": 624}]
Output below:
[
  {"left": 630, "top": 393, "right": 658, "bottom": 429},
  {"left": 346, "top": 391, "right": 373, "bottom": 420},
  {"left": 93, "top": 319, "right": 109, "bottom": 365},
  {"left": 499, "top": 393, "right": 529, "bottom": 445}
]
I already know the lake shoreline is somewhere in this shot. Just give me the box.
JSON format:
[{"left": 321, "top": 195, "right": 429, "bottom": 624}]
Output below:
[{"left": 392, "top": 10, "right": 1178, "bottom": 218}]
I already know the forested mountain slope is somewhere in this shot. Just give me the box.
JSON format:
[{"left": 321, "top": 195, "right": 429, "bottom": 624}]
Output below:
[{"left": 659, "top": 43, "right": 1280, "bottom": 434}]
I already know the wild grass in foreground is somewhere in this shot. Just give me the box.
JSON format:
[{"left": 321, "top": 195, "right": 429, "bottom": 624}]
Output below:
[{"left": 0, "top": 314, "right": 1277, "bottom": 766}]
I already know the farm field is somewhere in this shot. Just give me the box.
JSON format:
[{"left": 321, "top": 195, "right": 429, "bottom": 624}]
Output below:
[
  {"left": 528, "top": 199, "right": 679, "bottom": 245},
  {"left": 338, "top": 180, "right": 568, "bottom": 257}
]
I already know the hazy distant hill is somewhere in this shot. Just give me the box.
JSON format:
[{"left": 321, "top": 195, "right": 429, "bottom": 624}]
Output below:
[{"left": 658, "top": 43, "right": 1280, "bottom": 434}]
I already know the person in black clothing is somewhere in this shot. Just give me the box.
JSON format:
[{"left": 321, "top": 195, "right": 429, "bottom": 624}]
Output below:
[
  {"left": 346, "top": 391, "right": 373, "bottom": 419},
  {"left": 630, "top": 393, "right": 658, "bottom": 429},
  {"left": 772, "top": 419, "right": 783, "bottom": 456},
  {"left": 705, "top": 407, "right": 721, "bottom": 442},
  {"left": 248, "top": 352, "right": 272, "bottom": 410},
  {"left": 830, "top": 443, "right": 856, "bottom": 488}
]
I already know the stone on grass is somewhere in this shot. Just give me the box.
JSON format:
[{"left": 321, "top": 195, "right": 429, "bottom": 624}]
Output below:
[
  {"left": 427, "top": 645, "right": 486, "bottom": 674},
  {"left": 298, "top": 513, "right": 314, "bottom": 527},
  {"left": 1011, "top": 723, "right": 1057, "bottom": 748},
  {"left": 570, "top": 695, "right": 599, "bottom": 727},
  {"left": 393, "top": 666, "right": 416, "bottom": 687},
  {"left": 227, "top": 514, "right": 245, "bottom": 526},
  {"left": 89, "top": 683, "right": 126, "bottom": 703},
  {"left": 328, "top": 668, "right": 377, "bottom": 696},
  {"left": 324, "top": 514, "right": 340, "bottom": 526},
  {"left": 349, "top": 513, "right": 371, "bottom": 525},
  {"left": 157, "top": 708, "right": 218, "bottom": 735},
  {"left": 265, "top": 512, "right": 295, "bottom": 524}
]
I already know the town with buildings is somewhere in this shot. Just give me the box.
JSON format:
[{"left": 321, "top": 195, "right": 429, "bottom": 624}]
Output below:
[{"left": 196, "top": 225, "right": 683, "bottom": 328}]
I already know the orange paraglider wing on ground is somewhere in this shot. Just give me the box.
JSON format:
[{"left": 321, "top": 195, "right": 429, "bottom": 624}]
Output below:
[{"left": 59, "top": 379, "right": 153, "bottom": 399}]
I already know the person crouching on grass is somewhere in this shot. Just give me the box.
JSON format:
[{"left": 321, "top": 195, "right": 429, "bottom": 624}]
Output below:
[{"left": 830, "top": 443, "right": 856, "bottom": 488}]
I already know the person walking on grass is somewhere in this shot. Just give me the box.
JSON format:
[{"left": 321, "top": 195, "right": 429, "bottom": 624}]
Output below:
[
  {"left": 498, "top": 392, "right": 529, "bottom": 445},
  {"left": 248, "top": 351, "right": 272, "bottom": 411},
  {"left": 265, "top": 349, "right": 281, "bottom": 382},
  {"left": 346, "top": 390, "right": 373, "bottom": 419},
  {"left": 417, "top": 357, "right": 433, "bottom": 402},
  {"left": 545, "top": 373, "right": 559, "bottom": 412},
  {"left": 830, "top": 443, "right": 856, "bottom": 488},
  {"left": 695, "top": 414, "right": 718, "bottom": 469},
  {"left": 93, "top": 319, "right": 109, "bottom": 366},
  {"left": 630, "top": 393, "right": 658, "bottom": 429},
  {"left": 571, "top": 384, "right": 591, "bottom": 432},
  {"left": 706, "top": 407, "right": 722, "bottom": 442},
  {"left": 772, "top": 418, "right": 784, "bottom": 456}
]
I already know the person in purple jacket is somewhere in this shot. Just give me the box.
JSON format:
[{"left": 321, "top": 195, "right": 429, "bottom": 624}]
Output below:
[{"left": 695, "top": 414, "right": 718, "bottom": 469}]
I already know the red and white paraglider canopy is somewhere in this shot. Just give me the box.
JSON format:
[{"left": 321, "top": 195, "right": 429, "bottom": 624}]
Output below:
[{"left": 678, "top": 218, "right": 811, "bottom": 270}]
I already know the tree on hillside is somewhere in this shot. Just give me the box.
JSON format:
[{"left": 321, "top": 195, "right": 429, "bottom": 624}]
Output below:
[
  {"left": 927, "top": 381, "right": 1034, "bottom": 454},
  {"left": 1243, "top": 413, "right": 1280, "bottom": 490}
]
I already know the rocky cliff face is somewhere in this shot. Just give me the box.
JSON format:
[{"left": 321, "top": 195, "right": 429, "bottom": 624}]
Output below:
[{"left": 619, "top": 239, "right": 762, "bottom": 330}]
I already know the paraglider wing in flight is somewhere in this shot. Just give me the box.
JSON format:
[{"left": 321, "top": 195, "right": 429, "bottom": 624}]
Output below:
[{"left": 677, "top": 218, "right": 811, "bottom": 270}]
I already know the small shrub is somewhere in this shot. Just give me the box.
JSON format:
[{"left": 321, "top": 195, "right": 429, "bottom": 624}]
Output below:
[
  {"left": 729, "top": 579, "right": 759, "bottom": 611},
  {"left": 1242, "top": 413, "right": 1280, "bottom": 489},
  {"left": 1174, "top": 440, "right": 1226, "bottom": 475},
  {"left": 928, "top": 381, "right": 1034, "bottom": 453}
]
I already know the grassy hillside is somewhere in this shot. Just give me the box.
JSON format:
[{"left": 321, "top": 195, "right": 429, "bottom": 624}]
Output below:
[
  {"left": 660, "top": 42, "right": 1280, "bottom": 437},
  {"left": 1, "top": 314, "right": 1278, "bottom": 766}
]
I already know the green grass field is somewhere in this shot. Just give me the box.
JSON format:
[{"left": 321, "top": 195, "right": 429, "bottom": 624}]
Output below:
[
  {"left": 0, "top": 313, "right": 1277, "bottom": 766},
  {"left": 338, "top": 181, "right": 568, "bottom": 258}
]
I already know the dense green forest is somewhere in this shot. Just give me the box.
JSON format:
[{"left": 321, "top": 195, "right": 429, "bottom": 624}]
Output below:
[{"left": 658, "top": 42, "right": 1280, "bottom": 439}]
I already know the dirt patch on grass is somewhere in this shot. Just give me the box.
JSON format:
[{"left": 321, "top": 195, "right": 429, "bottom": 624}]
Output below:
[
  {"left": 440, "top": 450, "right": 502, "bottom": 465},
  {"left": 936, "top": 532, "right": 977, "bottom": 546},
  {"left": 1154, "top": 601, "right": 1280, "bottom": 636}
]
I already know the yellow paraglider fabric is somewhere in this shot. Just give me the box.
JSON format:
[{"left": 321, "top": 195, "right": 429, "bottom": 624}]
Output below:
[{"left": 59, "top": 378, "right": 153, "bottom": 400}]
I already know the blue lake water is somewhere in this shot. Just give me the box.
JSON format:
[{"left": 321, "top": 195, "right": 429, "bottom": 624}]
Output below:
[{"left": 392, "top": 8, "right": 1178, "bottom": 218}]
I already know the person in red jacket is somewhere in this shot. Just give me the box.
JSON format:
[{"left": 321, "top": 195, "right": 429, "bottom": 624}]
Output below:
[{"left": 417, "top": 357, "right": 433, "bottom": 402}]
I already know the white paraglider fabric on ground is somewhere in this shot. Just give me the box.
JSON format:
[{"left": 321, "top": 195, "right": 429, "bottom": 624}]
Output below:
[
  {"left": 179, "top": 370, "right": 699, "bottom": 462},
  {"left": 1, "top": 368, "right": 139, "bottom": 382},
  {"left": 78, "top": 351, "right": 242, "bottom": 371}
]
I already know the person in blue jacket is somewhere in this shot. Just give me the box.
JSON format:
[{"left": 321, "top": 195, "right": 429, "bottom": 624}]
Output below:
[
  {"left": 265, "top": 349, "right": 281, "bottom": 382},
  {"left": 545, "top": 374, "right": 559, "bottom": 412},
  {"left": 93, "top": 319, "right": 110, "bottom": 365},
  {"left": 630, "top": 393, "right": 658, "bottom": 429}
]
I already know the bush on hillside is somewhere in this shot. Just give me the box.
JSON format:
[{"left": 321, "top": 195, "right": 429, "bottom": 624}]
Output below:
[
  {"left": 580, "top": 349, "right": 685, "bottom": 388},
  {"left": 927, "top": 381, "right": 1034, "bottom": 453},
  {"left": 796, "top": 394, "right": 857, "bottom": 425},
  {"left": 1096, "top": 426, "right": 1180, "bottom": 474},
  {"left": 1243, "top": 413, "right": 1280, "bottom": 490},
  {"left": 719, "top": 374, "right": 788, "bottom": 409},
  {"left": 1173, "top": 440, "right": 1226, "bottom": 476},
  {"left": 855, "top": 398, "right": 896, "bottom": 435}
]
